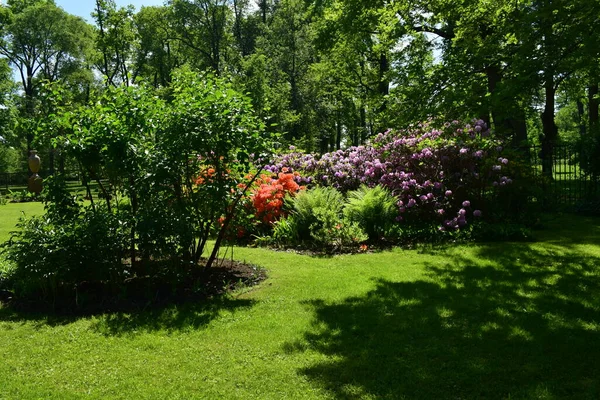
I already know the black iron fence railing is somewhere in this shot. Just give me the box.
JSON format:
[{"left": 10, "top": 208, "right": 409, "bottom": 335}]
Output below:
[
  {"left": 1, "top": 146, "right": 599, "bottom": 210},
  {"left": 0, "top": 170, "right": 80, "bottom": 193},
  {"left": 527, "top": 144, "right": 599, "bottom": 210}
]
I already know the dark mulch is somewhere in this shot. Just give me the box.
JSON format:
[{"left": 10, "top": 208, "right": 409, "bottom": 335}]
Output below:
[
  {"left": 194, "top": 259, "right": 267, "bottom": 296},
  {"left": 0, "top": 259, "right": 267, "bottom": 316}
]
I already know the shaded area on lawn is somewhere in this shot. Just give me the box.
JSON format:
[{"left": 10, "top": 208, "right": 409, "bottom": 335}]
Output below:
[
  {"left": 0, "top": 259, "right": 263, "bottom": 335},
  {"left": 89, "top": 296, "right": 255, "bottom": 336},
  {"left": 531, "top": 214, "right": 600, "bottom": 247},
  {"left": 290, "top": 242, "right": 600, "bottom": 399},
  {"left": 0, "top": 295, "right": 256, "bottom": 336}
]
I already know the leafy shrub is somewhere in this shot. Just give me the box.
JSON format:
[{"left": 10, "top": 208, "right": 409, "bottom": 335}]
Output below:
[
  {"left": 576, "top": 130, "right": 600, "bottom": 177},
  {"left": 266, "top": 187, "right": 367, "bottom": 251},
  {"left": 308, "top": 207, "right": 367, "bottom": 251},
  {"left": 344, "top": 185, "right": 397, "bottom": 241},
  {"left": 60, "top": 69, "right": 272, "bottom": 270},
  {"left": 268, "top": 215, "right": 302, "bottom": 245},
  {"left": 3, "top": 70, "right": 274, "bottom": 308},
  {"left": 0, "top": 145, "right": 21, "bottom": 173},
  {"left": 481, "top": 148, "right": 543, "bottom": 225},
  {"left": 288, "top": 187, "right": 345, "bottom": 242},
  {"left": 1, "top": 205, "right": 129, "bottom": 305},
  {"left": 6, "top": 189, "right": 38, "bottom": 203},
  {"left": 42, "top": 174, "right": 81, "bottom": 221},
  {"left": 267, "top": 119, "right": 536, "bottom": 231}
]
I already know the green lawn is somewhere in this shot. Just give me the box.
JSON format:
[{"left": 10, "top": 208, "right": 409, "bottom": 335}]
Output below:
[
  {"left": 0, "top": 202, "right": 43, "bottom": 273},
  {"left": 1, "top": 180, "right": 102, "bottom": 202},
  {"left": 1, "top": 205, "right": 599, "bottom": 399}
]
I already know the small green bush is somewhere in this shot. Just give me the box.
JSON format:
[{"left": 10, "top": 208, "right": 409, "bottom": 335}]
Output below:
[
  {"left": 1, "top": 205, "right": 129, "bottom": 304},
  {"left": 576, "top": 129, "right": 600, "bottom": 177},
  {"left": 265, "top": 187, "right": 367, "bottom": 251},
  {"left": 289, "top": 187, "right": 345, "bottom": 242},
  {"left": 344, "top": 185, "right": 397, "bottom": 241},
  {"left": 309, "top": 207, "right": 367, "bottom": 251},
  {"left": 269, "top": 215, "right": 301, "bottom": 245}
]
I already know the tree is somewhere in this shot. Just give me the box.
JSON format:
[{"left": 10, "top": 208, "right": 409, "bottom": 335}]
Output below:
[
  {"left": 0, "top": 0, "right": 93, "bottom": 152},
  {"left": 0, "top": 58, "right": 19, "bottom": 172},
  {"left": 93, "top": 0, "right": 136, "bottom": 86},
  {"left": 168, "top": 0, "right": 233, "bottom": 74},
  {"left": 132, "top": 5, "right": 182, "bottom": 87}
]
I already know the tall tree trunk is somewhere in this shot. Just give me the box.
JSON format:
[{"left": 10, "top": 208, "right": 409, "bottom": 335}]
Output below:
[
  {"left": 589, "top": 82, "right": 599, "bottom": 133},
  {"left": 320, "top": 133, "right": 328, "bottom": 153},
  {"left": 504, "top": 112, "right": 528, "bottom": 148},
  {"left": 486, "top": 65, "right": 528, "bottom": 147},
  {"left": 95, "top": 0, "right": 114, "bottom": 87},
  {"left": 259, "top": 0, "right": 267, "bottom": 24},
  {"left": 485, "top": 65, "right": 503, "bottom": 133},
  {"left": 232, "top": 0, "right": 246, "bottom": 55},
  {"left": 577, "top": 98, "right": 586, "bottom": 136},
  {"left": 378, "top": 53, "right": 389, "bottom": 98},
  {"left": 25, "top": 71, "right": 35, "bottom": 174},
  {"left": 336, "top": 115, "right": 342, "bottom": 150},
  {"left": 377, "top": 52, "right": 389, "bottom": 133},
  {"left": 360, "top": 104, "right": 367, "bottom": 143},
  {"left": 352, "top": 108, "right": 359, "bottom": 147},
  {"left": 329, "top": 119, "right": 336, "bottom": 152},
  {"left": 59, "top": 148, "right": 65, "bottom": 173},
  {"left": 541, "top": 74, "right": 558, "bottom": 177}
]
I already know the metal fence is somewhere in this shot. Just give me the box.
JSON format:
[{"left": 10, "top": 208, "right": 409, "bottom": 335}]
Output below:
[
  {"left": 1, "top": 148, "right": 599, "bottom": 211},
  {"left": 0, "top": 170, "right": 80, "bottom": 193},
  {"left": 528, "top": 144, "right": 599, "bottom": 211}
]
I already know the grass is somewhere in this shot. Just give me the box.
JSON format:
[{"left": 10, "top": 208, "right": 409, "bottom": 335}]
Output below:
[
  {"left": 0, "top": 206, "right": 599, "bottom": 399},
  {"left": 1, "top": 180, "right": 102, "bottom": 201},
  {"left": 0, "top": 202, "right": 43, "bottom": 273}
]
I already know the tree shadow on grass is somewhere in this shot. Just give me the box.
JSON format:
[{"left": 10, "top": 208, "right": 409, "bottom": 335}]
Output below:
[
  {"left": 0, "top": 260, "right": 263, "bottom": 334},
  {"left": 0, "top": 306, "right": 78, "bottom": 329},
  {"left": 0, "top": 296, "right": 255, "bottom": 336},
  {"left": 532, "top": 214, "right": 600, "bottom": 247},
  {"left": 288, "top": 243, "right": 600, "bottom": 399},
  {"left": 89, "top": 296, "right": 255, "bottom": 336}
]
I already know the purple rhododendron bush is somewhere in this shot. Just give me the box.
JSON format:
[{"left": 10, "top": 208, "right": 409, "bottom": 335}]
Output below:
[{"left": 262, "top": 119, "right": 535, "bottom": 241}]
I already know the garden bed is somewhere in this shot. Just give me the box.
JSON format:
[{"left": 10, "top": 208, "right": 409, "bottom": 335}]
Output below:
[{"left": 1, "top": 258, "right": 266, "bottom": 315}]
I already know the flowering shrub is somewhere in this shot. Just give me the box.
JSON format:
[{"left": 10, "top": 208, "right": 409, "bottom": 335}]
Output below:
[
  {"left": 194, "top": 166, "right": 219, "bottom": 185},
  {"left": 214, "top": 169, "right": 304, "bottom": 242},
  {"left": 251, "top": 170, "right": 302, "bottom": 224},
  {"left": 266, "top": 119, "right": 518, "bottom": 231}
]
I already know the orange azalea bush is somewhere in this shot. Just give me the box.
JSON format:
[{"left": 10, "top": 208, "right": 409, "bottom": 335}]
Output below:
[
  {"left": 194, "top": 167, "right": 216, "bottom": 185},
  {"left": 202, "top": 168, "right": 306, "bottom": 242},
  {"left": 252, "top": 170, "right": 303, "bottom": 224}
]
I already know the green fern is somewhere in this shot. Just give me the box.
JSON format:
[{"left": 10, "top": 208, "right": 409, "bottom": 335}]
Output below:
[
  {"left": 290, "top": 187, "right": 344, "bottom": 241},
  {"left": 344, "top": 185, "right": 397, "bottom": 241}
]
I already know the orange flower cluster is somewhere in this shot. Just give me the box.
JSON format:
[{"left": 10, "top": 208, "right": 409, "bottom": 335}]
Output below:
[
  {"left": 194, "top": 167, "right": 216, "bottom": 185},
  {"left": 252, "top": 171, "right": 302, "bottom": 224}
]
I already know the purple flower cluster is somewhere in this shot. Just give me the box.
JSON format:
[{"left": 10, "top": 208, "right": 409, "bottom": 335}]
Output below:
[{"left": 267, "top": 119, "right": 512, "bottom": 230}]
